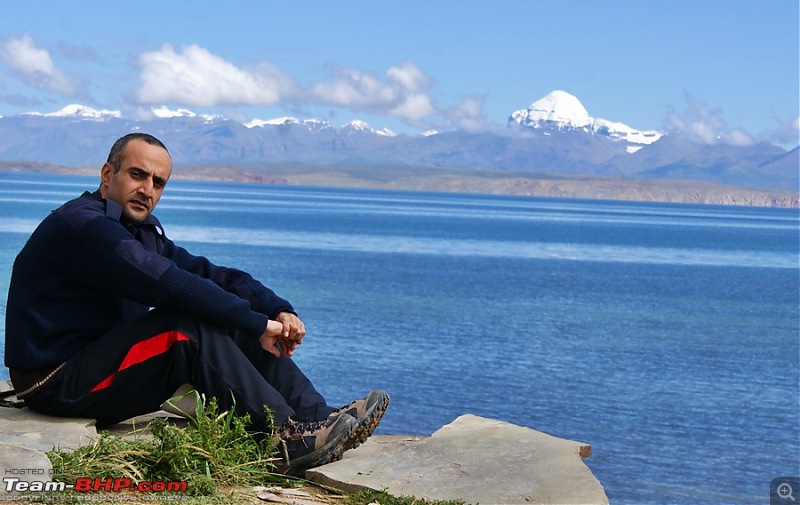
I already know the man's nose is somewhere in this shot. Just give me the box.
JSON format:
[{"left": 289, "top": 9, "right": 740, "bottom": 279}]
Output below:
[{"left": 139, "top": 178, "right": 154, "bottom": 196}]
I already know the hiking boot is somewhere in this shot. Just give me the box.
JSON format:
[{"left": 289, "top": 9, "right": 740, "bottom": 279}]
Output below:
[
  {"left": 329, "top": 390, "right": 390, "bottom": 447},
  {"left": 275, "top": 413, "right": 358, "bottom": 475}
]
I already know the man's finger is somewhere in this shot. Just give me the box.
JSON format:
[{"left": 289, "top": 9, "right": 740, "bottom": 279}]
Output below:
[{"left": 266, "top": 344, "right": 281, "bottom": 358}]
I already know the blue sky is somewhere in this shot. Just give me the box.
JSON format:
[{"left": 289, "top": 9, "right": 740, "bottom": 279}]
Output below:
[{"left": 1, "top": 1, "right": 798, "bottom": 147}]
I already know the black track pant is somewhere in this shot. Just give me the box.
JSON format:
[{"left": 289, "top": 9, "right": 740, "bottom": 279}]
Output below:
[{"left": 24, "top": 308, "right": 334, "bottom": 432}]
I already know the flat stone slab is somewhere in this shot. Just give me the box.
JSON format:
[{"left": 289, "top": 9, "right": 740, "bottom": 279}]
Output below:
[
  {"left": 0, "top": 396, "right": 608, "bottom": 504},
  {"left": 308, "top": 414, "right": 609, "bottom": 505},
  {"left": 0, "top": 443, "right": 54, "bottom": 497},
  {"left": 0, "top": 406, "right": 97, "bottom": 453}
]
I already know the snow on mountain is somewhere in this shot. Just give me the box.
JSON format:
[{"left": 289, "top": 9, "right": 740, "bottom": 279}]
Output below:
[
  {"left": 512, "top": 90, "right": 593, "bottom": 128},
  {"left": 303, "top": 119, "right": 333, "bottom": 132},
  {"left": 347, "top": 120, "right": 371, "bottom": 131},
  {"left": 592, "top": 118, "right": 662, "bottom": 149},
  {"left": 341, "top": 120, "right": 396, "bottom": 137},
  {"left": 245, "top": 117, "right": 395, "bottom": 136},
  {"left": 245, "top": 117, "right": 300, "bottom": 128},
  {"left": 509, "top": 90, "right": 662, "bottom": 152},
  {"left": 0, "top": 97, "right": 794, "bottom": 192},
  {"left": 245, "top": 117, "right": 333, "bottom": 132},
  {"left": 151, "top": 106, "right": 217, "bottom": 122},
  {"left": 26, "top": 104, "right": 122, "bottom": 120}
]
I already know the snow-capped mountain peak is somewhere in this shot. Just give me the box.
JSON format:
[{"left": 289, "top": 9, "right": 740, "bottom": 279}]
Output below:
[
  {"left": 346, "top": 120, "right": 371, "bottom": 131},
  {"left": 374, "top": 127, "right": 396, "bottom": 137},
  {"left": 245, "top": 117, "right": 335, "bottom": 132},
  {"left": 514, "top": 90, "right": 592, "bottom": 128},
  {"left": 151, "top": 106, "right": 217, "bottom": 122},
  {"left": 245, "top": 117, "right": 300, "bottom": 128},
  {"left": 340, "top": 120, "right": 396, "bottom": 136},
  {"left": 509, "top": 90, "right": 662, "bottom": 151},
  {"left": 26, "top": 104, "right": 122, "bottom": 120}
]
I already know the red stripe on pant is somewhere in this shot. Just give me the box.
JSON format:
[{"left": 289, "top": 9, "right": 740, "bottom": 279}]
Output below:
[{"left": 90, "top": 331, "right": 191, "bottom": 393}]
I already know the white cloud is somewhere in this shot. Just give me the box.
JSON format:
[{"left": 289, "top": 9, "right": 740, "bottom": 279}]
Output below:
[
  {"left": 136, "top": 44, "right": 302, "bottom": 106},
  {"left": 449, "top": 96, "right": 484, "bottom": 120},
  {"left": 666, "top": 93, "right": 754, "bottom": 146},
  {"left": 312, "top": 68, "right": 394, "bottom": 107},
  {"left": 386, "top": 62, "right": 431, "bottom": 92},
  {"left": 312, "top": 62, "right": 437, "bottom": 122},
  {"left": 759, "top": 115, "right": 800, "bottom": 148},
  {"left": 431, "top": 95, "right": 490, "bottom": 132},
  {"left": 0, "top": 34, "right": 77, "bottom": 95},
  {"left": 725, "top": 128, "right": 754, "bottom": 147},
  {"left": 390, "top": 93, "right": 435, "bottom": 122},
  {"left": 133, "top": 45, "right": 462, "bottom": 127}
]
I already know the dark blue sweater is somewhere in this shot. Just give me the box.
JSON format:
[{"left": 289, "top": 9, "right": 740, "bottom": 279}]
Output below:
[{"left": 4, "top": 190, "right": 294, "bottom": 371}]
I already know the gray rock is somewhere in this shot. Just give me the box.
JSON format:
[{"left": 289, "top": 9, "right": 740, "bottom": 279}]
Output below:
[
  {"left": 0, "top": 402, "right": 608, "bottom": 504},
  {"left": 0, "top": 407, "right": 97, "bottom": 452},
  {"left": 308, "top": 414, "right": 609, "bottom": 505},
  {"left": 0, "top": 443, "right": 54, "bottom": 497}
]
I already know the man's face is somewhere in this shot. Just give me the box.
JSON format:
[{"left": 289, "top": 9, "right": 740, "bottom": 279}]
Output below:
[{"left": 100, "top": 139, "right": 172, "bottom": 224}]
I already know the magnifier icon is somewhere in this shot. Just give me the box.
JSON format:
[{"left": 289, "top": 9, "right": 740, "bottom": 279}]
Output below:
[{"left": 778, "top": 483, "right": 796, "bottom": 501}]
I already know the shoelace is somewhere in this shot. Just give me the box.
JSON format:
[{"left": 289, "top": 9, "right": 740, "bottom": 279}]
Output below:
[
  {"left": 280, "top": 417, "right": 329, "bottom": 440},
  {"left": 334, "top": 401, "right": 356, "bottom": 415}
]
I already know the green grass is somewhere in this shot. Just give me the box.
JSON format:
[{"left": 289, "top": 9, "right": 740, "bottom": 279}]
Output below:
[
  {"left": 346, "top": 489, "right": 465, "bottom": 505},
  {"left": 41, "top": 394, "right": 464, "bottom": 504},
  {"left": 46, "top": 395, "right": 297, "bottom": 497}
]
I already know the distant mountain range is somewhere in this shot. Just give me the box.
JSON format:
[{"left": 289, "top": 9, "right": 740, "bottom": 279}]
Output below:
[{"left": 0, "top": 90, "right": 796, "bottom": 193}]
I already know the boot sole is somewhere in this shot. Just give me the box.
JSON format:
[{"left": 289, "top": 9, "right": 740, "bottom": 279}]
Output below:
[{"left": 346, "top": 391, "right": 390, "bottom": 450}]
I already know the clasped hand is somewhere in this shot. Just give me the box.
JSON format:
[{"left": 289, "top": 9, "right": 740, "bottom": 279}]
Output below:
[{"left": 259, "top": 312, "right": 306, "bottom": 358}]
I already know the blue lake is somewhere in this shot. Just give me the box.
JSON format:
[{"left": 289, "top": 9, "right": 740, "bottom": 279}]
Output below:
[{"left": 1, "top": 172, "right": 798, "bottom": 504}]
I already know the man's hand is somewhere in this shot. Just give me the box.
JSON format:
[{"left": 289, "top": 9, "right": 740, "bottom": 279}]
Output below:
[
  {"left": 258, "top": 313, "right": 306, "bottom": 358},
  {"left": 259, "top": 320, "right": 285, "bottom": 358},
  {"left": 276, "top": 312, "right": 306, "bottom": 343}
]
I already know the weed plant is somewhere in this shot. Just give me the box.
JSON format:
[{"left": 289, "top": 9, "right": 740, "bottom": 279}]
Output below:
[
  {"left": 44, "top": 394, "right": 465, "bottom": 504},
  {"left": 47, "top": 395, "right": 287, "bottom": 496}
]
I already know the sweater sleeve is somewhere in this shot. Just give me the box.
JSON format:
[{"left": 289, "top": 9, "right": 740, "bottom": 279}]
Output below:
[
  {"left": 71, "top": 212, "right": 274, "bottom": 338},
  {"left": 162, "top": 238, "right": 296, "bottom": 320}
]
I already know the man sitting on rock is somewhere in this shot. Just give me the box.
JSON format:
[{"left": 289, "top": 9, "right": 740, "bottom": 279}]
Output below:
[{"left": 3, "top": 132, "right": 389, "bottom": 474}]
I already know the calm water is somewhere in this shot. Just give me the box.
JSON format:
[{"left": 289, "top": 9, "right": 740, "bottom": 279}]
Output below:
[{"left": 1, "top": 172, "right": 798, "bottom": 504}]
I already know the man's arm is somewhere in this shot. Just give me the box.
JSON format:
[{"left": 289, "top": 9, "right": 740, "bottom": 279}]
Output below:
[
  {"left": 162, "top": 236, "right": 307, "bottom": 352},
  {"left": 163, "top": 240, "right": 297, "bottom": 319},
  {"left": 73, "top": 214, "right": 271, "bottom": 338}
]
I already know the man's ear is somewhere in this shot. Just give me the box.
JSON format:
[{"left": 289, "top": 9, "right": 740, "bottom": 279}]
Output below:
[{"left": 99, "top": 163, "right": 114, "bottom": 196}]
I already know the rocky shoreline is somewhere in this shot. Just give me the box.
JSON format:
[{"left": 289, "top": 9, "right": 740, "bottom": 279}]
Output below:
[
  {"left": 0, "top": 380, "right": 609, "bottom": 504},
  {"left": 2, "top": 161, "right": 798, "bottom": 208}
]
